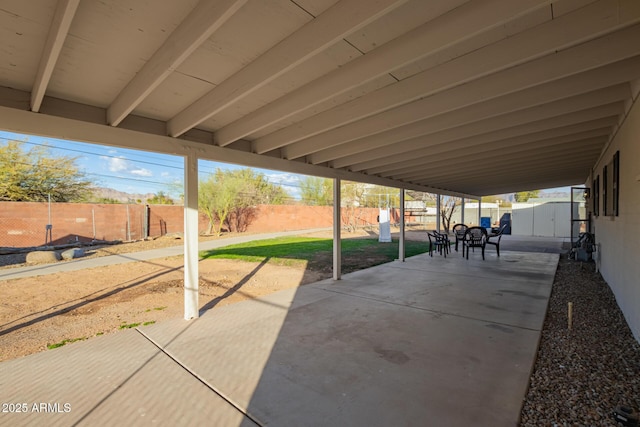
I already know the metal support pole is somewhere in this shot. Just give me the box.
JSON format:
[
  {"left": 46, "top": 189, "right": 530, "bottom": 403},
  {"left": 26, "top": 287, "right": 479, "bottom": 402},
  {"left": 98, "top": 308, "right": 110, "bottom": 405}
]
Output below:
[
  {"left": 399, "top": 188, "right": 405, "bottom": 262},
  {"left": 478, "top": 198, "right": 482, "bottom": 226},
  {"left": 184, "top": 151, "right": 199, "bottom": 320},
  {"left": 461, "top": 198, "right": 465, "bottom": 224},
  {"left": 333, "top": 178, "right": 341, "bottom": 281},
  {"left": 436, "top": 194, "right": 441, "bottom": 232}
]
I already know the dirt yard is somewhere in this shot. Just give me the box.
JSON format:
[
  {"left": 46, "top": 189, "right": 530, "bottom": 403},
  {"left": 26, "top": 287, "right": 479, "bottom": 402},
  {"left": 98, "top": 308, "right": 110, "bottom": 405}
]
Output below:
[{"left": 1, "top": 229, "right": 419, "bottom": 362}]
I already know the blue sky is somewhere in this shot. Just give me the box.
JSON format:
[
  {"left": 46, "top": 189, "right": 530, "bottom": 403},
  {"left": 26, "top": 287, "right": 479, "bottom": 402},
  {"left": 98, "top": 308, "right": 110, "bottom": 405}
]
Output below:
[
  {"left": 1, "top": 130, "right": 570, "bottom": 199},
  {"left": 0, "top": 130, "right": 304, "bottom": 199}
]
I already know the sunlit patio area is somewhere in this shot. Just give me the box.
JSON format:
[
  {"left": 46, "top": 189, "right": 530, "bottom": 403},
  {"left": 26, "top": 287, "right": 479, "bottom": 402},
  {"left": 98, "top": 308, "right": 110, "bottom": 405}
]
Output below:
[{"left": 0, "top": 240, "right": 559, "bottom": 426}]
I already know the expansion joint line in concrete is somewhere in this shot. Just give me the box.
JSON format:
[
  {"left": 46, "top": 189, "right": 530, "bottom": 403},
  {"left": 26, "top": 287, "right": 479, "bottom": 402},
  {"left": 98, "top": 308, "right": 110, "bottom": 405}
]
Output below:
[
  {"left": 135, "top": 328, "right": 265, "bottom": 427},
  {"left": 317, "top": 287, "right": 540, "bottom": 332},
  {"left": 385, "top": 263, "right": 549, "bottom": 284}
]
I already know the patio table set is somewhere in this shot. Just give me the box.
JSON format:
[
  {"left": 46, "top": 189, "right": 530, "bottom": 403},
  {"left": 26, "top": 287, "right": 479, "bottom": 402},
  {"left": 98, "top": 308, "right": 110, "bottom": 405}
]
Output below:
[{"left": 427, "top": 223, "right": 507, "bottom": 260}]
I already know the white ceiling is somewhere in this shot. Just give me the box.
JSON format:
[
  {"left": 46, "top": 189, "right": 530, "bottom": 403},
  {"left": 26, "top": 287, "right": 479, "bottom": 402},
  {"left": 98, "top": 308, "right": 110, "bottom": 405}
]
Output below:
[{"left": 1, "top": 0, "right": 639, "bottom": 197}]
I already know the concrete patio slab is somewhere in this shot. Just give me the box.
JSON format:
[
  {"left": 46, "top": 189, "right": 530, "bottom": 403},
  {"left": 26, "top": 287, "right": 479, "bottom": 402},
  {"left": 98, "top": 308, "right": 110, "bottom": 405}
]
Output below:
[
  {"left": 0, "top": 328, "right": 256, "bottom": 426},
  {"left": 141, "top": 250, "right": 558, "bottom": 426},
  {"left": 0, "top": 249, "right": 558, "bottom": 426}
]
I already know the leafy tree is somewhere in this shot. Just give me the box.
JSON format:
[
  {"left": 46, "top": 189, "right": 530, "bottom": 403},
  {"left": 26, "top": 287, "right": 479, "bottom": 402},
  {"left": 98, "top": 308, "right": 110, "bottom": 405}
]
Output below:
[
  {"left": 229, "top": 168, "right": 288, "bottom": 205},
  {"left": 300, "top": 176, "right": 333, "bottom": 206},
  {"left": 514, "top": 190, "right": 540, "bottom": 202},
  {"left": 0, "top": 140, "right": 92, "bottom": 202},
  {"left": 199, "top": 168, "right": 289, "bottom": 235},
  {"left": 147, "top": 191, "right": 174, "bottom": 205}
]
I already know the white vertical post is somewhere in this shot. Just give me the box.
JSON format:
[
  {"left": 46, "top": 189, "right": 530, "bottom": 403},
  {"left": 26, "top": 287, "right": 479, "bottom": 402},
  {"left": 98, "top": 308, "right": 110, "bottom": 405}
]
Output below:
[
  {"left": 399, "top": 188, "right": 405, "bottom": 262},
  {"left": 436, "top": 194, "right": 441, "bottom": 232},
  {"left": 461, "top": 198, "right": 465, "bottom": 224},
  {"left": 184, "top": 151, "right": 199, "bottom": 320},
  {"left": 478, "top": 198, "right": 482, "bottom": 226},
  {"left": 333, "top": 178, "right": 341, "bottom": 281}
]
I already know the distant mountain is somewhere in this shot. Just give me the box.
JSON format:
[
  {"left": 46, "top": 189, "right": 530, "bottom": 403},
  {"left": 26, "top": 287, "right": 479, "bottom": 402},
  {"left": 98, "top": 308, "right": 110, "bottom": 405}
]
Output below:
[{"left": 90, "top": 187, "right": 156, "bottom": 203}]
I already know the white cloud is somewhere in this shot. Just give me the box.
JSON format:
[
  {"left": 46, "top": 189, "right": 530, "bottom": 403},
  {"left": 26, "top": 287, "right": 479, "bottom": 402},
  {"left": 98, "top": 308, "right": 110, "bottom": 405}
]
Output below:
[
  {"left": 266, "top": 172, "right": 300, "bottom": 185},
  {"left": 104, "top": 156, "right": 128, "bottom": 172},
  {"left": 265, "top": 172, "right": 301, "bottom": 199},
  {"left": 101, "top": 156, "right": 153, "bottom": 177},
  {"left": 130, "top": 168, "right": 152, "bottom": 177}
]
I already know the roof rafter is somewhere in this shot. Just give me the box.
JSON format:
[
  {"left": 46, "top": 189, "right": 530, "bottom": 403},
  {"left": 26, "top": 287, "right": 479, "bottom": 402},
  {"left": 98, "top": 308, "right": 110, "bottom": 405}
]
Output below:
[
  {"left": 214, "top": 0, "right": 549, "bottom": 147},
  {"left": 392, "top": 137, "right": 605, "bottom": 181},
  {"left": 351, "top": 107, "right": 622, "bottom": 173},
  {"left": 31, "top": 0, "right": 80, "bottom": 113},
  {"left": 311, "top": 54, "right": 640, "bottom": 166},
  {"left": 107, "top": 0, "right": 248, "bottom": 127},
  {"left": 372, "top": 125, "right": 613, "bottom": 176},
  {"left": 254, "top": 1, "right": 640, "bottom": 157},
  {"left": 167, "top": 0, "right": 410, "bottom": 138},
  {"left": 342, "top": 91, "right": 624, "bottom": 176},
  {"left": 421, "top": 156, "right": 601, "bottom": 187},
  {"left": 342, "top": 89, "right": 628, "bottom": 172}
]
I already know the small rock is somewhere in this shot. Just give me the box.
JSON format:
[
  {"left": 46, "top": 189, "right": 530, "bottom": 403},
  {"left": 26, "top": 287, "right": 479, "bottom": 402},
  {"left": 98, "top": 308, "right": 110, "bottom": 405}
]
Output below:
[
  {"left": 26, "top": 251, "right": 61, "bottom": 264},
  {"left": 61, "top": 248, "right": 85, "bottom": 260}
]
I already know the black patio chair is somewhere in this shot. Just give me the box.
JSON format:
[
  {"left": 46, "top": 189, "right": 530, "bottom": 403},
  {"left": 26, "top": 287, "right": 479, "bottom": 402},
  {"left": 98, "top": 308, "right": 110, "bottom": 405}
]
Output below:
[
  {"left": 428, "top": 231, "right": 448, "bottom": 258},
  {"left": 452, "top": 224, "right": 468, "bottom": 252},
  {"left": 462, "top": 226, "right": 487, "bottom": 260},
  {"left": 486, "top": 223, "right": 507, "bottom": 257}
]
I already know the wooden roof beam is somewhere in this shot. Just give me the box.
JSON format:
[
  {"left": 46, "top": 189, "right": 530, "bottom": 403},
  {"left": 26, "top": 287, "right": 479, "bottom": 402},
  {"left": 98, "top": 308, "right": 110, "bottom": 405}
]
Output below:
[
  {"left": 107, "top": 0, "right": 248, "bottom": 127},
  {"left": 31, "top": 0, "right": 80, "bottom": 113},
  {"left": 167, "top": 0, "right": 410, "bottom": 137}
]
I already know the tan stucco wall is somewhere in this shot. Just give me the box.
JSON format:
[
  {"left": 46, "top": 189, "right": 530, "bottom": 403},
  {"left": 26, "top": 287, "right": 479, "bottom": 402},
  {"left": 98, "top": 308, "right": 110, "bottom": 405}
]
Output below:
[{"left": 590, "top": 95, "right": 640, "bottom": 341}]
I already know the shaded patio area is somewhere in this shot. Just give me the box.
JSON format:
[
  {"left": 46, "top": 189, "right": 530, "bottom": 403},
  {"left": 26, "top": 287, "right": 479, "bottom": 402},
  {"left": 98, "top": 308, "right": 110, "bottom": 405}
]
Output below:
[{"left": 0, "top": 245, "right": 558, "bottom": 426}]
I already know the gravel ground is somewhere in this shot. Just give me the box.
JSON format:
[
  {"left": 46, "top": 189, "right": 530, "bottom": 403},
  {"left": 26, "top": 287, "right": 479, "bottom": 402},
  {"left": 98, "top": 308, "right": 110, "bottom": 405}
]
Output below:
[{"left": 521, "top": 256, "right": 640, "bottom": 426}]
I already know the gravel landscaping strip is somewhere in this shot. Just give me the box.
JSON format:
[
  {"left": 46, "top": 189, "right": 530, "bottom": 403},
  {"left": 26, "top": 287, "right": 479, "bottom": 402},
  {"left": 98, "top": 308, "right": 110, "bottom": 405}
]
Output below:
[{"left": 521, "top": 256, "right": 640, "bottom": 426}]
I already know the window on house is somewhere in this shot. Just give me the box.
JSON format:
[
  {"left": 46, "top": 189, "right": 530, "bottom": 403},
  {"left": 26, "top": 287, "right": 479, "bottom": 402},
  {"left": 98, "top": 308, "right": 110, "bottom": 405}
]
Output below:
[
  {"left": 593, "top": 175, "right": 599, "bottom": 217},
  {"left": 603, "top": 165, "right": 608, "bottom": 216},
  {"left": 613, "top": 150, "right": 620, "bottom": 216},
  {"left": 602, "top": 150, "right": 620, "bottom": 217}
]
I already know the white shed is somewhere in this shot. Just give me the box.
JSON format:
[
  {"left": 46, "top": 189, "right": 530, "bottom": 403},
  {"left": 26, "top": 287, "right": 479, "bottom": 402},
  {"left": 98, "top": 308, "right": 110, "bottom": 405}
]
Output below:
[{"left": 511, "top": 201, "right": 579, "bottom": 237}]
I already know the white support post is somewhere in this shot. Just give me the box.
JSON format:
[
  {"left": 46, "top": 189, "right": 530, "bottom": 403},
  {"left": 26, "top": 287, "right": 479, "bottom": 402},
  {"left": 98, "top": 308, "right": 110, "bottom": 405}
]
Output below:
[
  {"left": 333, "top": 178, "right": 341, "bottom": 281},
  {"left": 436, "top": 194, "right": 441, "bottom": 233},
  {"left": 184, "top": 151, "right": 199, "bottom": 319},
  {"left": 399, "top": 188, "right": 405, "bottom": 262},
  {"left": 477, "top": 198, "right": 482, "bottom": 227},
  {"left": 461, "top": 198, "right": 465, "bottom": 224}
]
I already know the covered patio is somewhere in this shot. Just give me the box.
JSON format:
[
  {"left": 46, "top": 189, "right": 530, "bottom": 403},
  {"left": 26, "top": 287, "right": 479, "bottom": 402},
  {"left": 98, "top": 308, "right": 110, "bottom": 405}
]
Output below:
[
  {"left": 1, "top": 1, "right": 640, "bottom": 425},
  {"left": 0, "top": 245, "right": 557, "bottom": 426},
  {"left": 1, "top": 0, "right": 638, "bottom": 322}
]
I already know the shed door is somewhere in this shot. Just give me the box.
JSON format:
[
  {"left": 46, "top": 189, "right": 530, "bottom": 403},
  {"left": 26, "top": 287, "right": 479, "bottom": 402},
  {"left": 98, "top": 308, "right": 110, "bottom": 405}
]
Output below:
[{"left": 533, "top": 203, "right": 555, "bottom": 237}]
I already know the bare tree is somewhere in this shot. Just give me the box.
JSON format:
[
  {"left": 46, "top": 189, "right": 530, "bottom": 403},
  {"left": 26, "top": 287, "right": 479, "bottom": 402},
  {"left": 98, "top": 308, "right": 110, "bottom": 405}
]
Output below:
[{"left": 439, "top": 196, "right": 458, "bottom": 233}]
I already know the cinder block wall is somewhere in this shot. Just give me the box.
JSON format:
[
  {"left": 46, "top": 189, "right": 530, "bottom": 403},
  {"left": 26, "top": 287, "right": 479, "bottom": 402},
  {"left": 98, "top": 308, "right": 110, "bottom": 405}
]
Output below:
[{"left": 0, "top": 203, "right": 397, "bottom": 248}]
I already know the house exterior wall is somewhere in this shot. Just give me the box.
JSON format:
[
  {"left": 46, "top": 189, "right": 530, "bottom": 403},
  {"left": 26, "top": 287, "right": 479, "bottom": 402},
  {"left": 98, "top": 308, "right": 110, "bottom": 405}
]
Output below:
[{"left": 590, "top": 97, "right": 640, "bottom": 341}]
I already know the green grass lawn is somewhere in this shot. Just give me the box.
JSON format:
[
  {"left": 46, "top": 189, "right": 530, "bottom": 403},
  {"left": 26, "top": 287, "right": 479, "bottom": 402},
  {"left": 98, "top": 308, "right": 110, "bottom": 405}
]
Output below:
[{"left": 201, "top": 236, "right": 432, "bottom": 273}]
